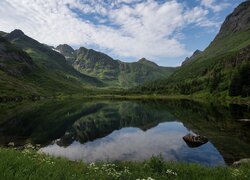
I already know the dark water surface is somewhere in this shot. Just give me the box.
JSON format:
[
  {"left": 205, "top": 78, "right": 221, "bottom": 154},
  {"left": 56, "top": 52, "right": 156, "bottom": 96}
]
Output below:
[{"left": 0, "top": 99, "right": 249, "bottom": 166}]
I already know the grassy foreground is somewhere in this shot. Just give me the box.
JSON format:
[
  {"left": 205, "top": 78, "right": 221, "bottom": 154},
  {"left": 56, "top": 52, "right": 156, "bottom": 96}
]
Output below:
[{"left": 0, "top": 148, "right": 250, "bottom": 180}]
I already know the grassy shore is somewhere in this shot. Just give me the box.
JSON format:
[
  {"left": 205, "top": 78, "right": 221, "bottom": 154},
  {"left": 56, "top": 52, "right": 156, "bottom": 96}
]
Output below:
[{"left": 0, "top": 148, "right": 250, "bottom": 180}]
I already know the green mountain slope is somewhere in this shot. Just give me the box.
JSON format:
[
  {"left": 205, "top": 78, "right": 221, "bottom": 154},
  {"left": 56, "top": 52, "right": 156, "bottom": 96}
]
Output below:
[
  {"left": 0, "top": 35, "right": 40, "bottom": 96},
  {"left": 0, "top": 36, "right": 33, "bottom": 76},
  {"left": 56, "top": 45, "right": 176, "bottom": 87},
  {"left": 0, "top": 30, "right": 102, "bottom": 96},
  {"left": 137, "top": 1, "right": 250, "bottom": 98}
]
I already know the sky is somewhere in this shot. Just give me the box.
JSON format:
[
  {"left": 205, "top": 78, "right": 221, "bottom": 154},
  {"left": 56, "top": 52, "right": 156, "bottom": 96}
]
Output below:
[{"left": 0, "top": 0, "right": 246, "bottom": 66}]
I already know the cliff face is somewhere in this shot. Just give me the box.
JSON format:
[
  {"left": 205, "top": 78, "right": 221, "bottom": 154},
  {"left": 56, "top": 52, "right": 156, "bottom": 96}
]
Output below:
[{"left": 215, "top": 1, "right": 250, "bottom": 40}]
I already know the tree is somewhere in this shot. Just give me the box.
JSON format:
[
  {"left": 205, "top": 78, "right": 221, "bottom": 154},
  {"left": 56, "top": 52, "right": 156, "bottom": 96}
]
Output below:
[
  {"left": 229, "top": 72, "right": 242, "bottom": 96},
  {"left": 229, "top": 63, "right": 250, "bottom": 97},
  {"left": 239, "top": 63, "right": 250, "bottom": 97},
  {"left": 210, "top": 71, "right": 221, "bottom": 93}
]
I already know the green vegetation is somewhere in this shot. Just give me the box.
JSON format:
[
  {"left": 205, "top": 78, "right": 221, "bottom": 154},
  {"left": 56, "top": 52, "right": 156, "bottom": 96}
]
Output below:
[
  {"left": 132, "top": 2, "right": 250, "bottom": 100},
  {"left": 0, "top": 30, "right": 102, "bottom": 97},
  {"left": 0, "top": 148, "right": 249, "bottom": 180},
  {"left": 134, "top": 31, "right": 250, "bottom": 99}
]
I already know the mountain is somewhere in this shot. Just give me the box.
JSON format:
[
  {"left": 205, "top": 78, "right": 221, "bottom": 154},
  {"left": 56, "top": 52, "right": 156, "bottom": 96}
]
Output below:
[
  {"left": 54, "top": 44, "right": 75, "bottom": 64},
  {"left": 181, "top": 50, "right": 202, "bottom": 66},
  {"left": 137, "top": 1, "right": 250, "bottom": 98},
  {"left": 56, "top": 45, "right": 176, "bottom": 87},
  {"left": 0, "top": 29, "right": 102, "bottom": 96},
  {"left": 138, "top": 58, "right": 159, "bottom": 67}
]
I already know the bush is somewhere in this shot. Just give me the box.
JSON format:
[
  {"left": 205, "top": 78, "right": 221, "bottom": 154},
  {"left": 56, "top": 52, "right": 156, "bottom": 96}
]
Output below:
[{"left": 144, "top": 155, "right": 165, "bottom": 173}]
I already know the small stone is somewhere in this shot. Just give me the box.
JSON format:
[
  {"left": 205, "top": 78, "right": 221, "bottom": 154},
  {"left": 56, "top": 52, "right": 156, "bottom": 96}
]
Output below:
[{"left": 8, "top": 142, "right": 15, "bottom": 147}]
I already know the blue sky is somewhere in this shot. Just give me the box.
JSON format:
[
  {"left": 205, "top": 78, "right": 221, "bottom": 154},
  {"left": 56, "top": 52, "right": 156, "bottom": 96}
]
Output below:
[{"left": 0, "top": 0, "right": 246, "bottom": 66}]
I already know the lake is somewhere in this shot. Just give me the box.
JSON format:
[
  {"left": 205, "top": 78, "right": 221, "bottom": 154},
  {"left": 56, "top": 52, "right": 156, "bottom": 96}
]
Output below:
[{"left": 0, "top": 99, "right": 249, "bottom": 166}]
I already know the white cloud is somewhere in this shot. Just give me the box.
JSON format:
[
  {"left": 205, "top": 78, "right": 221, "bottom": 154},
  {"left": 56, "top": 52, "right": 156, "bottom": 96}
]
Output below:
[
  {"left": 0, "top": 0, "right": 220, "bottom": 62},
  {"left": 200, "top": 0, "right": 230, "bottom": 12}
]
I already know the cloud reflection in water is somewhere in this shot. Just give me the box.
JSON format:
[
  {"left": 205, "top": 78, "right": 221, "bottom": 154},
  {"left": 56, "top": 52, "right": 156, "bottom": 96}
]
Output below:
[{"left": 40, "top": 122, "right": 225, "bottom": 166}]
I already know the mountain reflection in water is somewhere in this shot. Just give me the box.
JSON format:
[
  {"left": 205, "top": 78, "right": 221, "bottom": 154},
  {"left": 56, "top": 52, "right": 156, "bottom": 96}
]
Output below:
[{"left": 0, "top": 99, "right": 249, "bottom": 166}]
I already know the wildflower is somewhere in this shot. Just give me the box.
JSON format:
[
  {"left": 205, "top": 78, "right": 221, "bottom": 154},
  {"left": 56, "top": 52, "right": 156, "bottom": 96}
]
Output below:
[
  {"left": 147, "top": 177, "right": 155, "bottom": 180},
  {"left": 89, "top": 162, "right": 95, "bottom": 167},
  {"left": 231, "top": 169, "right": 242, "bottom": 177},
  {"left": 136, "top": 178, "right": 155, "bottom": 180},
  {"left": 166, "top": 169, "right": 177, "bottom": 176}
]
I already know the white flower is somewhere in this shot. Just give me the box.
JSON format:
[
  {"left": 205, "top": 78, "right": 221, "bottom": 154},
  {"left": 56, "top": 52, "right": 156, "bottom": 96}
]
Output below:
[
  {"left": 166, "top": 169, "right": 178, "bottom": 176},
  {"left": 147, "top": 177, "right": 155, "bottom": 180}
]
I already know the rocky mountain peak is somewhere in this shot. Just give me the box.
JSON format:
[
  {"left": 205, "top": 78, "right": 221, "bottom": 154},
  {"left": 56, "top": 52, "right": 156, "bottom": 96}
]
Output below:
[
  {"left": 5, "top": 29, "right": 25, "bottom": 40},
  {"left": 56, "top": 44, "right": 75, "bottom": 57},
  {"left": 138, "top": 57, "right": 148, "bottom": 62},
  {"left": 215, "top": 1, "right": 250, "bottom": 40},
  {"left": 193, "top": 49, "right": 202, "bottom": 56},
  {"left": 182, "top": 49, "right": 202, "bottom": 66},
  {"left": 56, "top": 44, "right": 74, "bottom": 52},
  {"left": 138, "top": 58, "right": 158, "bottom": 67}
]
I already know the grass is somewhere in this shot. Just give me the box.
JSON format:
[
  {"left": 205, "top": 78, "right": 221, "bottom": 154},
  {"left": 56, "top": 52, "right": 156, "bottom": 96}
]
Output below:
[{"left": 0, "top": 148, "right": 250, "bottom": 180}]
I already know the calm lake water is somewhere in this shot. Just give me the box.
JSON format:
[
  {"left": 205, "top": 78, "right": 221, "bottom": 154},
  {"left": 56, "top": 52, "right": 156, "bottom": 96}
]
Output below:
[{"left": 0, "top": 99, "right": 249, "bottom": 166}]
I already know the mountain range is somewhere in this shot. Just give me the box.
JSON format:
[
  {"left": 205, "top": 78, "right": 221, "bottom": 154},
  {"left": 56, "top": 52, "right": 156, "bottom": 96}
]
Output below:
[
  {"left": 0, "top": 29, "right": 175, "bottom": 96},
  {"left": 0, "top": 29, "right": 102, "bottom": 96},
  {"left": 54, "top": 44, "right": 175, "bottom": 87},
  {"left": 0, "top": 1, "right": 249, "bottom": 98}
]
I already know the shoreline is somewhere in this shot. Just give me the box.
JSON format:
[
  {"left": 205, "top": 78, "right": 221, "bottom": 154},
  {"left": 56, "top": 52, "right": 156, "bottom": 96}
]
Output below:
[
  {"left": 75, "top": 94, "right": 250, "bottom": 105},
  {"left": 0, "top": 92, "right": 249, "bottom": 105}
]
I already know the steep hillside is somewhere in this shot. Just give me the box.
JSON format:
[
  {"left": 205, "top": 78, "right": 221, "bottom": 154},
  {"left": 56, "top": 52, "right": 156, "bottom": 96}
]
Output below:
[
  {"left": 74, "top": 47, "right": 120, "bottom": 84},
  {"left": 0, "top": 35, "right": 39, "bottom": 96},
  {"left": 0, "top": 30, "right": 102, "bottom": 96},
  {"left": 56, "top": 45, "right": 176, "bottom": 87},
  {"left": 137, "top": 1, "right": 250, "bottom": 98},
  {"left": 0, "top": 36, "right": 33, "bottom": 76}
]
